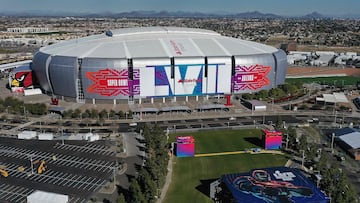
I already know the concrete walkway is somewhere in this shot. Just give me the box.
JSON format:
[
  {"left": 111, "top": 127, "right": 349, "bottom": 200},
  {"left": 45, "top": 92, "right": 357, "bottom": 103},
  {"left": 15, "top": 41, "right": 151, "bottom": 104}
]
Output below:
[
  {"left": 156, "top": 155, "right": 173, "bottom": 203},
  {"left": 195, "top": 149, "right": 284, "bottom": 157}
]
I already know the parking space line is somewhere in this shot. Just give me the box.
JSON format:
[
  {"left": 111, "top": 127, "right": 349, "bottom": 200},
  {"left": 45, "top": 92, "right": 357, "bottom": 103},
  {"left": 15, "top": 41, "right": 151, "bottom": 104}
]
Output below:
[{"left": 0, "top": 142, "right": 115, "bottom": 203}]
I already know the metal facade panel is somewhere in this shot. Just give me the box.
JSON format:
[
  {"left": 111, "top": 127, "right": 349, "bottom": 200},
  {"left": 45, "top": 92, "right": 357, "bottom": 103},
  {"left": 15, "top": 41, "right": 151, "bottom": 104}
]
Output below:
[
  {"left": 81, "top": 58, "right": 129, "bottom": 99},
  {"left": 233, "top": 54, "right": 275, "bottom": 94},
  {"left": 32, "top": 51, "right": 52, "bottom": 93},
  {"left": 133, "top": 58, "right": 171, "bottom": 98},
  {"left": 207, "top": 57, "right": 232, "bottom": 94},
  {"left": 272, "top": 49, "right": 287, "bottom": 85},
  {"left": 173, "top": 57, "right": 204, "bottom": 96},
  {"left": 49, "top": 56, "right": 78, "bottom": 97}
]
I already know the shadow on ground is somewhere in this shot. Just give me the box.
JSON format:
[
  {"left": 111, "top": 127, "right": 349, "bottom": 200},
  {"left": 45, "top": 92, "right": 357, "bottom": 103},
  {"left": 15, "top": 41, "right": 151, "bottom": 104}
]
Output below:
[
  {"left": 195, "top": 178, "right": 218, "bottom": 198},
  {"left": 244, "top": 137, "right": 263, "bottom": 147}
]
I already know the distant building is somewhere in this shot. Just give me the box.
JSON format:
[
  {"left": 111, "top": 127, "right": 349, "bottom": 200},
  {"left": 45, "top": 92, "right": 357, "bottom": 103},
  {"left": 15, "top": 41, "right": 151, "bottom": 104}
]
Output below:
[
  {"left": 7, "top": 27, "right": 49, "bottom": 33},
  {"left": 333, "top": 127, "right": 360, "bottom": 160},
  {"left": 280, "top": 42, "right": 297, "bottom": 53}
]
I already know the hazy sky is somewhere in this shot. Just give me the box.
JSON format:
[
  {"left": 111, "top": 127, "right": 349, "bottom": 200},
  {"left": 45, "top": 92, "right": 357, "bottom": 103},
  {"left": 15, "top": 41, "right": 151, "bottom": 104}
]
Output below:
[{"left": 1, "top": 0, "right": 359, "bottom": 16}]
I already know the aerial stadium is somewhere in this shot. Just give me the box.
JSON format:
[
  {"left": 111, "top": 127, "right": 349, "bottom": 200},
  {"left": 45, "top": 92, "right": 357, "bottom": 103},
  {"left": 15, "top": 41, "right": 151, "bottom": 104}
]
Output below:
[{"left": 30, "top": 27, "right": 287, "bottom": 104}]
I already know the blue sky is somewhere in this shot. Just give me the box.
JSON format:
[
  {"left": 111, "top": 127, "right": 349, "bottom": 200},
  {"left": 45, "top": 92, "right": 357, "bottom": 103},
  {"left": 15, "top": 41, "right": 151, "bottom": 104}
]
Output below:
[{"left": 1, "top": 0, "right": 359, "bottom": 16}]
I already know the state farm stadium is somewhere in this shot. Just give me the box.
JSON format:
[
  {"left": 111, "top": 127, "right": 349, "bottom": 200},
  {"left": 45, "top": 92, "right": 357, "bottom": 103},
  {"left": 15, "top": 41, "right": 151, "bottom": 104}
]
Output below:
[{"left": 31, "top": 27, "right": 287, "bottom": 103}]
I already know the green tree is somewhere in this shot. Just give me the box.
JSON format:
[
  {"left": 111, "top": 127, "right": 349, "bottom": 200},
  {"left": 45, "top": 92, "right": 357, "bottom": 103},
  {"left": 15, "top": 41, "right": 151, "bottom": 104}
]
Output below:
[
  {"left": 72, "top": 109, "right": 81, "bottom": 119},
  {"left": 118, "top": 110, "right": 124, "bottom": 118},
  {"left": 256, "top": 90, "right": 269, "bottom": 100},
  {"left": 138, "top": 168, "right": 157, "bottom": 202},
  {"left": 128, "top": 179, "right": 146, "bottom": 203},
  {"left": 299, "top": 134, "right": 307, "bottom": 152},
  {"left": 90, "top": 109, "right": 99, "bottom": 119},
  {"left": 99, "top": 109, "right": 108, "bottom": 119},
  {"left": 82, "top": 110, "right": 90, "bottom": 118},
  {"left": 116, "top": 193, "right": 126, "bottom": 203},
  {"left": 109, "top": 109, "right": 116, "bottom": 119},
  {"left": 287, "top": 127, "right": 297, "bottom": 150},
  {"left": 63, "top": 109, "right": 73, "bottom": 118},
  {"left": 242, "top": 93, "right": 253, "bottom": 100},
  {"left": 281, "top": 83, "right": 298, "bottom": 95}
]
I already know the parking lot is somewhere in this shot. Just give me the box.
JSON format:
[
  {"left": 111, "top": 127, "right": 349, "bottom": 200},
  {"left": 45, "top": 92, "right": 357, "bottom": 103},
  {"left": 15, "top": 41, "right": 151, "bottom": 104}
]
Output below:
[{"left": 0, "top": 138, "right": 118, "bottom": 203}]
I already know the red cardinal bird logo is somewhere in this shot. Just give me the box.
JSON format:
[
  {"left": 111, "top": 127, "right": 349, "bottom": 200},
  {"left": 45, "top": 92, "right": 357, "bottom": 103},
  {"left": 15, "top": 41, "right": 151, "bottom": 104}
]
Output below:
[{"left": 11, "top": 72, "right": 33, "bottom": 88}]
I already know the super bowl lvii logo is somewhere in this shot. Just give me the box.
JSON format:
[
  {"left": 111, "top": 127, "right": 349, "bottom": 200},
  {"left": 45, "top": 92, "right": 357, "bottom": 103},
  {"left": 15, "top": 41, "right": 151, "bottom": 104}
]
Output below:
[
  {"left": 233, "top": 64, "right": 271, "bottom": 91},
  {"left": 86, "top": 68, "right": 130, "bottom": 97}
]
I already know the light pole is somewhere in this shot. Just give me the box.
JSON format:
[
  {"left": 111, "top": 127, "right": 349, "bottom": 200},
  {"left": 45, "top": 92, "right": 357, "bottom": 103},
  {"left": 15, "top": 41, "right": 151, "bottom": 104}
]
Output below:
[
  {"left": 331, "top": 133, "right": 335, "bottom": 154},
  {"left": 61, "top": 128, "right": 64, "bottom": 145},
  {"left": 113, "top": 166, "right": 117, "bottom": 189},
  {"left": 300, "top": 150, "right": 305, "bottom": 169},
  {"left": 227, "top": 122, "right": 229, "bottom": 128},
  {"left": 29, "top": 155, "right": 34, "bottom": 175},
  {"left": 285, "top": 134, "right": 289, "bottom": 150},
  {"left": 262, "top": 114, "right": 265, "bottom": 125}
]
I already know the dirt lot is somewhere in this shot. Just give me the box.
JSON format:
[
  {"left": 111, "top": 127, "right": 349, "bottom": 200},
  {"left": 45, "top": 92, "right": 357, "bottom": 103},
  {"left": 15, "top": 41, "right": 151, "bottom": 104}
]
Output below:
[{"left": 287, "top": 66, "right": 360, "bottom": 77}]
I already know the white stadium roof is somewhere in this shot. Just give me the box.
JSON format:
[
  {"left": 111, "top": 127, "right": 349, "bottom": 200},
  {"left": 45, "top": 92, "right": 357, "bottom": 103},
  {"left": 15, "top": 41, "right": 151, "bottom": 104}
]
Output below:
[{"left": 40, "top": 27, "right": 278, "bottom": 58}]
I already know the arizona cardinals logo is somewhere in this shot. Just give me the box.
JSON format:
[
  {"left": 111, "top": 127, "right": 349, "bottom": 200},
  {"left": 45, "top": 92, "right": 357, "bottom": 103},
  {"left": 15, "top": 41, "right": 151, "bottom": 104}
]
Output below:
[{"left": 11, "top": 72, "right": 33, "bottom": 88}]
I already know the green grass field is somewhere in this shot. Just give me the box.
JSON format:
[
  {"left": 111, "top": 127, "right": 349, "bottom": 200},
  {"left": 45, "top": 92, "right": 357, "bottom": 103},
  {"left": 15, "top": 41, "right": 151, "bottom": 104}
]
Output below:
[
  {"left": 168, "top": 129, "right": 262, "bottom": 154},
  {"left": 286, "top": 76, "right": 359, "bottom": 86},
  {"left": 164, "top": 129, "right": 288, "bottom": 203}
]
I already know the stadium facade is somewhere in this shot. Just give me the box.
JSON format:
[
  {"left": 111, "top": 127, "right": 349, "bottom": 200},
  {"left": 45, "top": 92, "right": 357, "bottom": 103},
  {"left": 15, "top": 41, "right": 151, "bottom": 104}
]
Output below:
[{"left": 31, "top": 27, "right": 287, "bottom": 103}]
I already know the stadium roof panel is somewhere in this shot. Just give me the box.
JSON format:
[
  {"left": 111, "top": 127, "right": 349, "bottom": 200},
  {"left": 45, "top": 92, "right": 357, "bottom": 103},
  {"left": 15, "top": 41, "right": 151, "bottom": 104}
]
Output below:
[{"left": 40, "top": 27, "right": 278, "bottom": 58}]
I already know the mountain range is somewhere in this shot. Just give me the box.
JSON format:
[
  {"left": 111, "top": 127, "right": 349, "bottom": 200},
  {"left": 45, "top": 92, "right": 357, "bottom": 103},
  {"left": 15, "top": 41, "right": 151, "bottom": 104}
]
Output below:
[{"left": 0, "top": 10, "right": 359, "bottom": 19}]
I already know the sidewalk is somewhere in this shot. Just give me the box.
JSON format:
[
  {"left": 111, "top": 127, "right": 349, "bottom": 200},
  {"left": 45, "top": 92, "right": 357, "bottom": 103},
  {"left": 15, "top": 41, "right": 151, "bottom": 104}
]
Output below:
[{"left": 156, "top": 155, "right": 173, "bottom": 203}]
